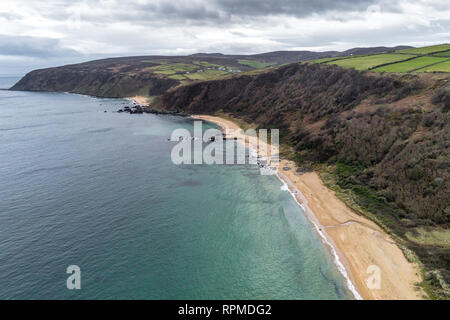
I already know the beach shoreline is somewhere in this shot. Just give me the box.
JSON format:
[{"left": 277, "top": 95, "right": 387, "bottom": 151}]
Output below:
[
  {"left": 192, "top": 114, "right": 424, "bottom": 300},
  {"left": 128, "top": 95, "right": 150, "bottom": 106}
]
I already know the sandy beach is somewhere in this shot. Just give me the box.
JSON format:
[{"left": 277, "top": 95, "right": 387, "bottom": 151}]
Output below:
[
  {"left": 193, "top": 114, "right": 423, "bottom": 300},
  {"left": 129, "top": 96, "right": 150, "bottom": 106}
]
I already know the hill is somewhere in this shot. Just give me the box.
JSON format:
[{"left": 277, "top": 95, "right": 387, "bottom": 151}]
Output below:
[{"left": 10, "top": 46, "right": 412, "bottom": 98}]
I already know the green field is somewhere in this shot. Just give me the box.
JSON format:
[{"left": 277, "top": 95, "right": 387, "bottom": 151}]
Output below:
[
  {"left": 193, "top": 61, "right": 223, "bottom": 68},
  {"left": 167, "top": 74, "right": 187, "bottom": 80},
  {"left": 310, "top": 56, "right": 350, "bottom": 64},
  {"left": 308, "top": 44, "right": 450, "bottom": 73},
  {"left": 396, "top": 44, "right": 450, "bottom": 55},
  {"left": 184, "top": 69, "right": 230, "bottom": 80},
  {"left": 417, "top": 60, "right": 450, "bottom": 72},
  {"left": 431, "top": 51, "right": 450, "bottom": 58},
  {"left": 142, "top": 44, "right": 450, "bottom": 82},
  {"left": 326, "top": 53, "right": 415, "bottom": 70},
  {"left": 146, "top": 60, "right": 244, "bottom": 82},
  {"left": 238, "top": 59, "right": 274, "bottom": 69},
  {"left": 151, "top": 63, "right": 198, "bottom": 75},
  {"left": 373, "top": 56, "right": 449, "bottom": 72},
  {"left": 131, "top": 44, "right": 450, "bottom": 84}
]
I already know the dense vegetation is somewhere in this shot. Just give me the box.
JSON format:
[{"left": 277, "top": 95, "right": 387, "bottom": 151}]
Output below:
[{"left": 158, "top": 62, "right": 450, "bottom": 298}]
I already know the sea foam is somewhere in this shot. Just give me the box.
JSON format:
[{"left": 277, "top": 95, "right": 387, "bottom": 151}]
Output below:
[{"left": 277, "top": 172, "right": 363, "bottom": 300}]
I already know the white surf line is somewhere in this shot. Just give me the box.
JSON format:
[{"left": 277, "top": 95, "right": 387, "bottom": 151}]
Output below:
[
  {"left": 277, "top": 171, "right": 363, "bottom": 300},
  {"left": 238, "top": 131, "right": 362, "bottom": 300},
  {"left": 125, "top": 97, "right": 137, "bottom": 104}
]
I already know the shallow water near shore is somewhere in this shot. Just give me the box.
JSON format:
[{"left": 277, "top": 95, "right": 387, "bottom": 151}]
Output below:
[{"left": 0, "top": 87, "right": 352, "bottom": 299}]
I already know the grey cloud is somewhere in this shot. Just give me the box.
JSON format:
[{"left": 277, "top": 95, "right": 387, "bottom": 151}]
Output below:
[
  {"left": 0, "top": 35, "right": 81, "bottom": 58},
  {"left": 0, "top": 12, "right": 22, "bottom": 20},
  {"left": 45, "top": 0, "right": 383, "bottom": 25},
  {"left": 30, "top": 0, "right": 450, "bottom": 26},
  {"left": 213, "top": 0, "right": 377, "bottom": 17},
  {"left": 1, "top": 0, "right": 449, "bottom": 75},
  {"left": 148, "top": 2, "right": 222, "bottom": 20},
  {"left": 133, "top": 0, "right": 384, "bottom": 24},
  {"left": 273, "top": 17, "right": 450, "bottom": 49}
]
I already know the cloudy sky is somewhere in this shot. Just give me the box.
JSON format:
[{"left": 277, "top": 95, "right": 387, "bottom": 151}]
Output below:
[{"left": 1, "top": 0, "right": 449, "bottom": 75}]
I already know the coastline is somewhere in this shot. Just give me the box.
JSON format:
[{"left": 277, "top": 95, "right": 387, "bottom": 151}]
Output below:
[
  {"left": 192, "top": 114, "right": 424, "bottom": 300},
  {"left": 128, "top": 95, "right": 150, "bottom": 106}
]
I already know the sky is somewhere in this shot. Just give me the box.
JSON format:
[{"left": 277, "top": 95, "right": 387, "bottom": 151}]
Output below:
[{"left": 0, "top": 0, "right": 449, "bottom": 75}]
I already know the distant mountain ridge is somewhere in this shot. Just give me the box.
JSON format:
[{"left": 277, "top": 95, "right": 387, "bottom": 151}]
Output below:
[{"left": 10, "top": 45, "right": 413, "bottom": 97}]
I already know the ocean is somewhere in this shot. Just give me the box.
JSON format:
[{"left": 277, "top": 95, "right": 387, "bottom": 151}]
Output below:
[{"left": 0, "top": 76, "right": 352, "bottom": 299}]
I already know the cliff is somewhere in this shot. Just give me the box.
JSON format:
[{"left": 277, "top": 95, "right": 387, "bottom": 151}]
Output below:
[{"left": 10, "top": 62, "right": 179, "bottom": 98}]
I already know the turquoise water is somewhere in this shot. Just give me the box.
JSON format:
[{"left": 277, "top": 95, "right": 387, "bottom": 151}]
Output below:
[{"left": 0, "top": 82, "right": 351, "bottom": 299}]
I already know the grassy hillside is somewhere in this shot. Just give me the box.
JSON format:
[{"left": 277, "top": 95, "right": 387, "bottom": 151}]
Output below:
[
  {"left": 10, "top": 51, "right": 329, "bottom": 97},
  {"left": 373, "top": 56, "right": 449, "bottom": 72},
  {"left": 158, "top": 63, "right": 450, "bottom": 299},
  {"left": 237, "top": 59, "right": 275, "bottom": 69},
  {"left": 420, "top": 61, "right": 450, "bottom": 73},
  {"left": 10, "top": 45, "right": 414, "bottom": 98},
  {"left": 314, "top": 44, "right": 450, "bottom": 73},
  {"left": 328, "top": 54, "right": 416, "bottom": 70},
  {"left": 12, "top": 44, "right": 448, "bottom": 99},
  {"left": 10, "top": 55, "right": 259, "bottom": 97},
  {"left": 397, "top": 44, "right": 450, "bottom": 55}
]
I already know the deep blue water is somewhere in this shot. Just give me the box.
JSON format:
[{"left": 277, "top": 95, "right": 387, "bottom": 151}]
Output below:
[{"left": 0, "top": 82, "right": 351, "bottom": 299}]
